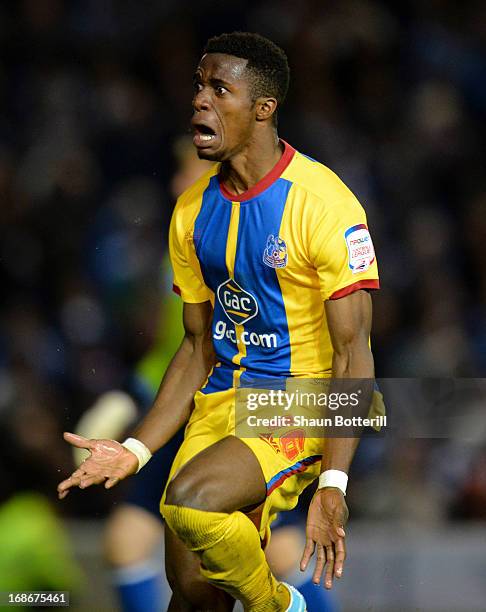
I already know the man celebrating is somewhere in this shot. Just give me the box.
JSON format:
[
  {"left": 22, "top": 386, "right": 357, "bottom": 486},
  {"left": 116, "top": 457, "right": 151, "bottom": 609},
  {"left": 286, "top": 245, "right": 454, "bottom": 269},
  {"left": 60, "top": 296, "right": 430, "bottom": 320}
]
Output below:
[{"left": 58, "top": 32, "right": 379, "bottom": 611}]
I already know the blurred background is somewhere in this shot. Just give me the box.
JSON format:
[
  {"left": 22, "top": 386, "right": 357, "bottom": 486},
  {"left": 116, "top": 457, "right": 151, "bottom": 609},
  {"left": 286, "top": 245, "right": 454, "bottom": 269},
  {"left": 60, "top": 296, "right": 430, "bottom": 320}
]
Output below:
[{"left": 1, "top": 1, "right": 486, "bottom": 611}]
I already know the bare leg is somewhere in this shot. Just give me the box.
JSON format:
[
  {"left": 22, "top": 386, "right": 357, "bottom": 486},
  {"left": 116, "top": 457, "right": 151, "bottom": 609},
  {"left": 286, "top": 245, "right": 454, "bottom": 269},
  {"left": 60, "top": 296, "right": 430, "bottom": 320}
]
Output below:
[{"left": 165, "top": 436, "right": 267, "bottom": 513}]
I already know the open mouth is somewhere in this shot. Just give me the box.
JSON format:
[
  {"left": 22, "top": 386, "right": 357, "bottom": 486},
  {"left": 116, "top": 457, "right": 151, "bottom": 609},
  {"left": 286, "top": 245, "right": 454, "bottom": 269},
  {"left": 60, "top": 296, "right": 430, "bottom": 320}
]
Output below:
[{"left": 193, "top": 123, "right": 218, "bottom": 147}]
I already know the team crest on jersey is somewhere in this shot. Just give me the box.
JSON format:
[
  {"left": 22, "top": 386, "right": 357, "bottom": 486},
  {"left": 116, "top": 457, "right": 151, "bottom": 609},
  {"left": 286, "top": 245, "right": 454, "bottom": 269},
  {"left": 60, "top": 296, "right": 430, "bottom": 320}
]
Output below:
[
  {"left": 263, "top": 234, "right": 288, "bottom": 269},
  {"left": 345, "top": 224, "right": 375, "bottom": 273},
  {"left": 217, "top": 278, "right": 259, "bottom": 325}
]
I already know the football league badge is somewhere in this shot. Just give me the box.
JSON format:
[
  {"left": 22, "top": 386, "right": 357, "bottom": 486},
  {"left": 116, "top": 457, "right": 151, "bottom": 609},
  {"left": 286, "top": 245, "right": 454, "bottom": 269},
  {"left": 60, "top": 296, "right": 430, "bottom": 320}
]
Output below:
[
  {"left": 344, "top": 223, "right": 375, "bottom": 273},
  {"left": 263, "top": 234, "right": 288, "bottom": 269}
]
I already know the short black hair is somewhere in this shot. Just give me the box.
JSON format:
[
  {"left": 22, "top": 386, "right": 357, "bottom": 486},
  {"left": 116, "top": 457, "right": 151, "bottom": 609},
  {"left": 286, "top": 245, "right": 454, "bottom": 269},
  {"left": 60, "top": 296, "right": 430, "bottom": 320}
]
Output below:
[{"left": 204, "top": 32, "right": 290, "bottom": 115}]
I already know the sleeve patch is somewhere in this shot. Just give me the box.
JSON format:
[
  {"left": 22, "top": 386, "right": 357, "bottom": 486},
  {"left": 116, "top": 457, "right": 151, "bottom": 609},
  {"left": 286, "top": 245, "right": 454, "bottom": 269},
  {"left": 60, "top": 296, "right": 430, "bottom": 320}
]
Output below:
[{"left": 344, "top": 224, "right": 375, "bottom": 274}]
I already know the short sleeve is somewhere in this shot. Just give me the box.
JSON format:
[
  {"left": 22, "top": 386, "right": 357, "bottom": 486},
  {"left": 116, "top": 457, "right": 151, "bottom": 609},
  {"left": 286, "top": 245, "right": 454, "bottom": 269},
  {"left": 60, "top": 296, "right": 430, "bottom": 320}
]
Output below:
[
  {"left": 168, "top": 204, "right": 212, "bottom": 303},
  {"left": 309, "top": 196, "right": 380, "bottom": 301}
]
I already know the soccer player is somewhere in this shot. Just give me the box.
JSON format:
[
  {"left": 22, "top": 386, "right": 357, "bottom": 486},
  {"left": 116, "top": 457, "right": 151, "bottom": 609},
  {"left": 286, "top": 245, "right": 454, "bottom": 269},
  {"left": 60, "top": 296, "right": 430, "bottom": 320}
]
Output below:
[{"left": 58, "top": 32, "right": 380, "bottom": 611}]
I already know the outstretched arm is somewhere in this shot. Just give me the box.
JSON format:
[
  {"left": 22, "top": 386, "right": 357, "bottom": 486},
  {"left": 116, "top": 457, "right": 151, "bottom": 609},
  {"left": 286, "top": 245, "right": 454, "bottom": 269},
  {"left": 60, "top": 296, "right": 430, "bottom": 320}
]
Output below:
[
  {"left": 58, "top": 300, "right": 214, "bottom": 499},
  {"left": 301, "top": 289, "right": 374, "bottom": 588}
]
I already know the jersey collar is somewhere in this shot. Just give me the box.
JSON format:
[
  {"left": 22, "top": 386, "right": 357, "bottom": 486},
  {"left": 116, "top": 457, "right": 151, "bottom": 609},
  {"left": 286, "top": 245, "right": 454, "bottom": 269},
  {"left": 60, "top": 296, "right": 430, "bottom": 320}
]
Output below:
[{"left": 218, "top": 139, "right": 296, "bottom": 202}]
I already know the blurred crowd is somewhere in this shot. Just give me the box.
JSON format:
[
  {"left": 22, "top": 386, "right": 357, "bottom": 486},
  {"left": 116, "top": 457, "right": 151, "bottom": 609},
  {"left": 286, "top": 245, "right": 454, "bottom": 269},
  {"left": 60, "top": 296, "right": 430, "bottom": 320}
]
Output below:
[{"left": 1, "top": 0, "right": 486, "bottom": 530}]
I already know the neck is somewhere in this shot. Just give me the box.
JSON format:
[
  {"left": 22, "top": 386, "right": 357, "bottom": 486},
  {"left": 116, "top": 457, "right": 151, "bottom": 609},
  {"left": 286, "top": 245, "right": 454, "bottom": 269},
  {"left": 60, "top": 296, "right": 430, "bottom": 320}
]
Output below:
[{"left": 220, "top": 130, "right": 282, "bottom": 196}]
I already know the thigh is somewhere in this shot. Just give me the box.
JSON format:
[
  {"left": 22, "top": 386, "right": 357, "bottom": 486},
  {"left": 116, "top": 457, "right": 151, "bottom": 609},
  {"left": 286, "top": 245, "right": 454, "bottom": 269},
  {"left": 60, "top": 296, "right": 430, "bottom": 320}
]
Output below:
[
  {"left": 161, "top": 389, "right": 234, "bottom": 507},
  {"left": 165, "top": 521, "right": 235, "bottom": 612},
  {"left": 165, "top": 435, "right": 267, "bottom": 513}
]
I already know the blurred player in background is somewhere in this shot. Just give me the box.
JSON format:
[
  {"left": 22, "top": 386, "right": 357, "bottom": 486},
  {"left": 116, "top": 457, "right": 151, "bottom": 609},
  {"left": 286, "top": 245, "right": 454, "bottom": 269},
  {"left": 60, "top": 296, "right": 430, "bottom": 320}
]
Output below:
[{"left": 59, "top": 32, "right": 382, "bottom": 611}]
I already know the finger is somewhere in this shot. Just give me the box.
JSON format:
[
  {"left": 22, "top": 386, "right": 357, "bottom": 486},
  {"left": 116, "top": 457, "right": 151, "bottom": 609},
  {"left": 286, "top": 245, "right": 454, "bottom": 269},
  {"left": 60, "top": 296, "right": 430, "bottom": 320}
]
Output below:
[
  {"left": 105, "top": 476, "right": 121, "bottom": 489},
  {"left": 312, "top": 544, "right": 326, "bottom": 585},
  {"left": 57, "top": 479, "right": 71, "bottom": 495},
  {"left": 334, "top": 537, "right": 346, "bottom": 578},
  {"left": 105, "top": 466, "right": 129, "bottom": 488},
  {"left": 324, "top": 545, "right": 335, "bottom": 589},
  {"left": 79, "top": 474, "right": 106, "bottom": 489},
  {"left": 71, "top": 467, "right": 87, "bottom": 479},
  {"left": 300, "top": 537, "right": 315, "bottom": 571},
  {"left": 57, "top": 470, "right": 84, "bottom": 494},
  {"left": 63, "top": 432, "right": 94, "bottom": 450},
  {"left": 57, "top": 477, "right": 79, "bottom": 499},
  {"left": 58, "top": 488, "right": 70, "bottom": 500},
  {"left": 330, "top": 520, "right": 346, "bottom": 540},
  {"left": 68, "top": 468, "right": 90, "bottom": 485}
]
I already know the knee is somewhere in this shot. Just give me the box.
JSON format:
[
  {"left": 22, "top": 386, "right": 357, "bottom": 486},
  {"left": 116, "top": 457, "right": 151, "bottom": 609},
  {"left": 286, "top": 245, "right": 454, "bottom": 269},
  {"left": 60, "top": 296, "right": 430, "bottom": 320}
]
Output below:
[{"left": 165, "top": 472, "right": 220, "bottom": 512}]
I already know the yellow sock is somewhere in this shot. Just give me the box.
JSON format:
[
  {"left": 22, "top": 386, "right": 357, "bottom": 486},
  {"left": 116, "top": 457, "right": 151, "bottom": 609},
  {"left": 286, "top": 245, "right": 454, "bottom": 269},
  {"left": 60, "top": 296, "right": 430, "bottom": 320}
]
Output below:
[{"left": 161, "top": 504, "right": 290, "bottom": 612}]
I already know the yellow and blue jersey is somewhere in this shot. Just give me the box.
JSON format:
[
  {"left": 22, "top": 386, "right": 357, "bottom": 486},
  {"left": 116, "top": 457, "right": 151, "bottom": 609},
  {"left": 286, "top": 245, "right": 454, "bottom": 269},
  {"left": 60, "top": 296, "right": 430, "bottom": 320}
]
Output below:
[{"left": 169, "top": 141, "right": 379, "bottom": 393}]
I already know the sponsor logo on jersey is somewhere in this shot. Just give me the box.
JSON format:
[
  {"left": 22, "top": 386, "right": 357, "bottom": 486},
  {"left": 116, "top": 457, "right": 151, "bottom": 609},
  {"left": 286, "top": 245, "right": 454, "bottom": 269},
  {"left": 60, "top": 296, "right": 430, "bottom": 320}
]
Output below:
[
  {"left": 213, "top": 320, "right": 278, "bottom": 348},
  {"left": 263, "top": 234, "right": 288, "bottom": 269},
  {"left": 217, "top": 278, "right": 258, "bottom": 325},
  {"left": 344, "top": 224, "right": 375, "bottom": 273}
]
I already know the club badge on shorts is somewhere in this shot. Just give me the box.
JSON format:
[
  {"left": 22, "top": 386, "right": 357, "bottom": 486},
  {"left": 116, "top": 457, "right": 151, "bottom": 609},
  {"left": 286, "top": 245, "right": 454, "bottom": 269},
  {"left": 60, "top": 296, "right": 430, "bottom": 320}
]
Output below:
[{"left": 263, "top": 234, "right": 288, "bottom": 269}]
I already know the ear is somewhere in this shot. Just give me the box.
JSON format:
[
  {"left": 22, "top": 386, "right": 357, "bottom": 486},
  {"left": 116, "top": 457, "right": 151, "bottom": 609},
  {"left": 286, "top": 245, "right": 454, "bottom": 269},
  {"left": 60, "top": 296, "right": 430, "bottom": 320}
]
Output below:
[{"left": 255, "top": 97, "right": 278, "bottom": 122}]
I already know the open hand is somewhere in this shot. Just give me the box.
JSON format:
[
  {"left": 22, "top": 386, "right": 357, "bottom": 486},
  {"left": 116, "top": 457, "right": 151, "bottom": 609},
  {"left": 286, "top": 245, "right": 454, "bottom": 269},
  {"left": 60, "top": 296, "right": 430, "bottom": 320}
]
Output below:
[
  {"left": 57, "top": 432, "right": 138, "bottom": 499},
  {"left": 300, "top": 487, "right": 348, "bottom": 589}
]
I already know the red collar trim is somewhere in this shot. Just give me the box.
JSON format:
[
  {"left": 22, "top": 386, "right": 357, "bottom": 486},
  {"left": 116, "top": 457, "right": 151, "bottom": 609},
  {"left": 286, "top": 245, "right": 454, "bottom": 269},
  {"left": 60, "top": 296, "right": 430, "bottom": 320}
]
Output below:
[{"left": 218, "top": 140, "right": 296, "bottom": 202}]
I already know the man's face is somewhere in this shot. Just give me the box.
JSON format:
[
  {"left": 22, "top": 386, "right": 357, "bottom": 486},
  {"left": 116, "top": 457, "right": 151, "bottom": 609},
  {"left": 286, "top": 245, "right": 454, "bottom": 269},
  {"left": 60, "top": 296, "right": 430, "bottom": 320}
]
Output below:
[{"left": 191, "top": 53, "right": 255, "bottom": 161}]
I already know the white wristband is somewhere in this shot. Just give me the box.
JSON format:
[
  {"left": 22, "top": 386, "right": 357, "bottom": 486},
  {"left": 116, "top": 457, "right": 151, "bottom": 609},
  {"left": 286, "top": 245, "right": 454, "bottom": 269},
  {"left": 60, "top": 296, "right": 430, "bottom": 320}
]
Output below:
[
  {"left": 318, "top": 470, "right": 348, "bottom": 496},
  {"left": 122, "top": 437, "right": 152, "bottom": 473}
]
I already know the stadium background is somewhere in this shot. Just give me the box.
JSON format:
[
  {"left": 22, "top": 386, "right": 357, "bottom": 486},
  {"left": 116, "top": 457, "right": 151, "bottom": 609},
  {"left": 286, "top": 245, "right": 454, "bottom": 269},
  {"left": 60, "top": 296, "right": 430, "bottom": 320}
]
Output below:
[{"left": 1, "top": 1, "right": 486, "bottom": 610}]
